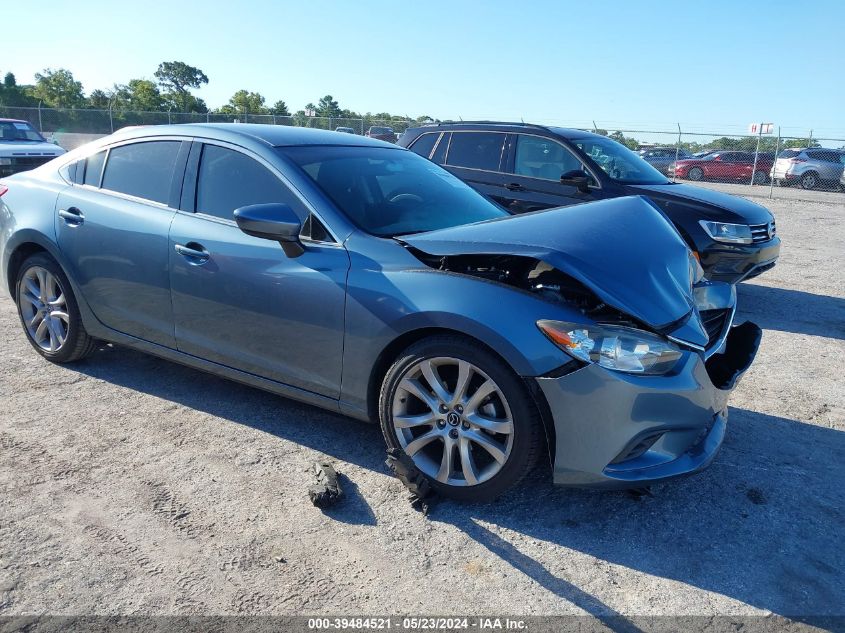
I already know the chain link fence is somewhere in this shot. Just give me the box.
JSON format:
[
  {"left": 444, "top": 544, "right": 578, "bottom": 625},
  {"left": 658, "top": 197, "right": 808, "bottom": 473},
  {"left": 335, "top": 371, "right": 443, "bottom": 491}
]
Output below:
[
  {"left": 0, "top": 105, "right": 417, "bottom": 144},
  {"left": 3, "top": 106, "right": 843, "bottom": 200},
  {"left": 584, "top": 123, "right": 845, "bottom": 199}
]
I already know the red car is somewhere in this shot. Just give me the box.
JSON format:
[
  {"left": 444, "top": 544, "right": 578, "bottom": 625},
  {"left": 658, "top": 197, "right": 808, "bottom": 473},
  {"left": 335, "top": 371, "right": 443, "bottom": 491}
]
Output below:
[{"left": 668, "top": 151, "right": 774, "bottom": 185}]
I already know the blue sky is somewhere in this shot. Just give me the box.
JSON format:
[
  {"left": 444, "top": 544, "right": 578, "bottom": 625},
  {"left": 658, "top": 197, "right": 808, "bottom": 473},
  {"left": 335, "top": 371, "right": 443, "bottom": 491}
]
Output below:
[{"left": 6, "top": 0, "right": 844, "bottom": 139}]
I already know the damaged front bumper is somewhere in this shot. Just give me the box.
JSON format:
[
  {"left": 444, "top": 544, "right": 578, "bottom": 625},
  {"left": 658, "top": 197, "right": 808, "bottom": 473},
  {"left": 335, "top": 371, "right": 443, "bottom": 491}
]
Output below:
[{"left": 535, "top": 321, "right": 761, "bottom": 489}]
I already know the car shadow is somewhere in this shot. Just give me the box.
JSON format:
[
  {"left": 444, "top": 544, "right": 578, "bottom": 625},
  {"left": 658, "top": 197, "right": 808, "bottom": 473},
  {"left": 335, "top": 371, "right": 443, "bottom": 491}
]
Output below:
[
  {"left": 430, "top": 407, "right": 845, "bottom": 623},
  {"left": 737, "top": 282, "right": 845, "bottom": 341},
  {"left": 68, "top": 347, "right": 845, "bottom": 620}
]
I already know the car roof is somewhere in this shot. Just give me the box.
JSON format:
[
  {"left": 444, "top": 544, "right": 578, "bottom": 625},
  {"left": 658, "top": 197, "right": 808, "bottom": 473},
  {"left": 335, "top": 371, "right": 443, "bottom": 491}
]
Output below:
[
  {"left": 407, "top": 121, "right": 602, "bottom": 140},
  {"left": 110, "top": 123, "right": 392, "bottom": 148},
  {"left": 0, "top": 118, "right": 29, "bottom": 124}
]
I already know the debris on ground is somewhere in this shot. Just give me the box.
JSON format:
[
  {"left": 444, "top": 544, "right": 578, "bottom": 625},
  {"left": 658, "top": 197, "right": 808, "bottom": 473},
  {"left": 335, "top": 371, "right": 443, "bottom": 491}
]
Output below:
[
  {"left": 626, "top": 487, "right": 654, "bottom": 500},
  {"left": 308, "top": 461, "right": 344, "bottom": 508},
  {"left": 385, "top": 448, "right": 438, "bottom": 514}
]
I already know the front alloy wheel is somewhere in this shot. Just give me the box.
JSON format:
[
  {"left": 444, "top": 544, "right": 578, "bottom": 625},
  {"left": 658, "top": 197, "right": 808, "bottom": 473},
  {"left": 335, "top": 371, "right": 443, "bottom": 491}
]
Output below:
[
  {"left": 391, "top": 357, "right": 514, "bottom": 487},
  {"left": 379, "top": 335, "right": 543, "bottom": 501},
  {"left": 688, "top": 167, "right": 704, "bottom": 181}
]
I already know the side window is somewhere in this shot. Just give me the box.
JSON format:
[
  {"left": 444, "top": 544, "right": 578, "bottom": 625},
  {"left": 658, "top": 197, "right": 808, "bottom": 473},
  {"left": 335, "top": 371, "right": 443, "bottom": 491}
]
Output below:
[
  {"left": 445, "top": 132, "right": 506, "bottom": 171},
  {"left": 514, "top": 135, "right": 582, "bottom": 180},
  {"left": 83, "top": 150, "right": 106, "bottom": 187},
  {"left": 409, "top": 133, "right": 438, "bottom": 159},
  {"left": 101, "top": 141, "right": 181, "bottom": 204},
  {"left": 196, "top": 144, "right": 302, "bottom": 221},
  {"left": 431, "top": 132, "right": 450, "bottom": 164}
]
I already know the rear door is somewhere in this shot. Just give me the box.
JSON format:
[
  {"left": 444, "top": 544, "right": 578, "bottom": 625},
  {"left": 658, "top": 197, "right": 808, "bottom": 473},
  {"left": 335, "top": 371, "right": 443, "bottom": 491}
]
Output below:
[
  {"left": 440, "top": 131, "right": 511, "bottom": 206},
  {"left": 55, "top": 139, "right": 187, "bottom": 347},
  {"left": 168, "top": 141, "right": 348, "bottom": 398},
  {"left": 498, "top": 133, "right": 602, "bottom": 213}
]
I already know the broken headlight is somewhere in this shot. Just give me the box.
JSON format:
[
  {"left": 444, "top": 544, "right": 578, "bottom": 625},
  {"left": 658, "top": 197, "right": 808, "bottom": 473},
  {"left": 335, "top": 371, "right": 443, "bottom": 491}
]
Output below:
[
  {"left": 699, "top": 220, "right": 753, "bottom": 245},
  {"left": 537, "top": 320, "right": 683, "bottom": 375}
]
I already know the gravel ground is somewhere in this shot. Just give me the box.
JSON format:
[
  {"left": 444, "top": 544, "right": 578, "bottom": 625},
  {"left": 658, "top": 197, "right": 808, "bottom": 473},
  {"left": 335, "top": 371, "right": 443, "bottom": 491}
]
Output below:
[{"left": 0, "top": 194, "right": 843, "bottom": 620}]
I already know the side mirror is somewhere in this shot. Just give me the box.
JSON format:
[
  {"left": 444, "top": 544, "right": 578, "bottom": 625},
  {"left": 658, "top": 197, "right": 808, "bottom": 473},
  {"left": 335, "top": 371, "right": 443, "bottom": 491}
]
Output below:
[
  {"left": 234, "top": 203, "right": 304, "bottom": 258},
  {"left": 560, "top": 169, "right": 590, "bottom": 193}
]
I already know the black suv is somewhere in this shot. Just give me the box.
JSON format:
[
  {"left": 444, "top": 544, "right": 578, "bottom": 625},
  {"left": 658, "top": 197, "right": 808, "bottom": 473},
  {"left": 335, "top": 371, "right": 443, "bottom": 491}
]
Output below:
[{"left": 398, "top": 122, "right": 780, "bottom": 284}]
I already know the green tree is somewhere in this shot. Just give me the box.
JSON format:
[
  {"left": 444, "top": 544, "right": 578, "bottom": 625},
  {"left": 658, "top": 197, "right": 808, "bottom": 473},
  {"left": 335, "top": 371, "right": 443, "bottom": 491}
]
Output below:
[
  {"left": 87, "top": 89, "right": 110, "bottom": 109},
  {"left": 154, "top": 61, "right": 208, "bottom": 112},
  {"left": 608, "top": 130, "right": 639, "bottom": 150},
  {"left": 270, "top": 99, "right": 290, "bottom": 116},
  {"left": 220, "top": 89, "right": 268, "bottom": 115},
  {"left": 316, "top": 95, "right": 341, "bottom": 118},
  {"left": 124, "top": 79, "right": 164, "bottom": 111},
  {"left": 0, "top": 71, "right": 36, "bottom": 107},
  {"left": 30, "top": 68, "right": 85, "bottom": 108}
]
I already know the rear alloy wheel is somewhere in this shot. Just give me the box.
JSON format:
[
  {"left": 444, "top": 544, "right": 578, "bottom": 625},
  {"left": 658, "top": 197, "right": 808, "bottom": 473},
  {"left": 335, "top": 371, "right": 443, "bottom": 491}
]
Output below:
[
  {"left": 15, "top": 253, "right": 96, "bottom": 363},
  {"left": 379, "top": 336, "right": 542, "bottom": 502},
  {"left": 752, "top": 170, "right": 767, "bottom": 185},
  {"left": 687, "top": 167, "right": 704, "bottom": 181},
  {"left": 800, "top": 172, "right": 819, "bottom": 190}
]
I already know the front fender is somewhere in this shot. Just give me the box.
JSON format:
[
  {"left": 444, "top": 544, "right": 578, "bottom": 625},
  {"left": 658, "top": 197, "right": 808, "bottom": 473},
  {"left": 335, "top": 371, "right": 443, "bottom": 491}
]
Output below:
[{"left": 340, "top": 257, "right": 588, "bottom": 415}]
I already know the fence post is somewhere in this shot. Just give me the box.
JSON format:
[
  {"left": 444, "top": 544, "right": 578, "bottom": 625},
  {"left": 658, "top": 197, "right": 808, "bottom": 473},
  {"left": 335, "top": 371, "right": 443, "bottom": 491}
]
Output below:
[
  {"left": 37, "top": 101, "right": 43, "bottom": 133},
  {"left": 108, "top": 103, "right": 114, "bottom": 133},
  {"left": 167, "top": 109, "right": 172, "bottom": 125},
  {"left": 769, "top": 127, "right": 780, "bottom": 199},
  {"left": 207, "top": 112, "right": 210, "bottom": 123},
  {"left": 749, "top": 125, "right": 762, "bottom": 186},
  {"left": 673, "top": 123, "right": 682, "bottom": 183},
  {"left": 808, "top": 129, "right": 813, "bottom": 147}
]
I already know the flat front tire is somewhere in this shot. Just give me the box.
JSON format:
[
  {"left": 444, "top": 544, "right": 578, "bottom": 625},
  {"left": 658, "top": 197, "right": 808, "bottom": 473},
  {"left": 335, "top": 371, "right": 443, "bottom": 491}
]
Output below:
[
  {"left": 379, "top": 335, "right": 543, "bottom": 502},
  {"left": 15, "top": 253, "right": 96, "bottom": 363}
]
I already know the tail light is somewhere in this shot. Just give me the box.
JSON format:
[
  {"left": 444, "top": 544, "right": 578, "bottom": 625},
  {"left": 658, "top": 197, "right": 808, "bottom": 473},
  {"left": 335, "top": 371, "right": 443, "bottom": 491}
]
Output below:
[
  {"left": 788, "top": 158, "right": 807, "bottom": 163},
  {"left": 0, "top": 184, "right": 8, "bottom": 197}
]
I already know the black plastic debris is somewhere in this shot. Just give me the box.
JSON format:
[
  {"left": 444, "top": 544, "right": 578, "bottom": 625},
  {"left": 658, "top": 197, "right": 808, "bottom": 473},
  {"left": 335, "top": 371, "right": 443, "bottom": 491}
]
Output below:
[
  {"left": 626, "top": 486, "right": 654, "bottom": 500},
  {"left": 308, "top": 461, "right": 344, "bottom": 508},
  {"left": 385, "top": 448, "right": 438, "bottom": 514}
]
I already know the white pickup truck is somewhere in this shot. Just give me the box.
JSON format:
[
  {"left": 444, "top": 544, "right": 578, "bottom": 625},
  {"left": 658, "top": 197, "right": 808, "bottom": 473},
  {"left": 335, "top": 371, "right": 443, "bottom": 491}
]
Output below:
[{"left": 0, "top": 118, "right": 66, "bottom": 178}]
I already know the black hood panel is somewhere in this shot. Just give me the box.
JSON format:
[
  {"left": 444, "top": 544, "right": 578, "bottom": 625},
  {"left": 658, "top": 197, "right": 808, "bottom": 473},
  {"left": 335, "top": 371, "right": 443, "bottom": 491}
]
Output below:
[{"left": 629, "top": 183, "right": 773, "bottom": 224}]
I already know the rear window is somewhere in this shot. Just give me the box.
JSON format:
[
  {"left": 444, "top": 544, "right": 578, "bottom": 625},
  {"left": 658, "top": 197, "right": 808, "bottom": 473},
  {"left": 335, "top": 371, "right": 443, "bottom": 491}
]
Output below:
[
  {"left": 101, "top": 141, "right": 180, "bottom": 205},
  {"left": 778, "top": 149, "right": 801, "bottom": 159},
  {"left": 83, "top": 151, "right": 106, "bottom": 186},
  {"left": 445, "top": 132, "right": 506, "bottom": 171},
  {"left": 370, "top": 127, "right": 392, "bottom": 134},
  {"left": 409, "top": 133, "right": 439, "bottom": 159}
]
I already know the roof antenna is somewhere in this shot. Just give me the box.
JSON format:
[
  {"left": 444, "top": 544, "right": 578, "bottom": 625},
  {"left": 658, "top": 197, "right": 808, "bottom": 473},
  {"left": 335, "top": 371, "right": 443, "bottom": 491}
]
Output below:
[
  {"left": 458, "top": 116, "right": 463, "bottom": 121},
  {"left": 521, "top": 117, "right": 525, "bottom": 123}
]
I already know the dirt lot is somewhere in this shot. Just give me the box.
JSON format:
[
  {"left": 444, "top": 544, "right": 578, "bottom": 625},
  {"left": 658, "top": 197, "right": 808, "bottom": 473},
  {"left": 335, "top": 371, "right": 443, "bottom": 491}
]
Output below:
[{"left": 0, "top": 194, "right": 843, "bottom": 620}]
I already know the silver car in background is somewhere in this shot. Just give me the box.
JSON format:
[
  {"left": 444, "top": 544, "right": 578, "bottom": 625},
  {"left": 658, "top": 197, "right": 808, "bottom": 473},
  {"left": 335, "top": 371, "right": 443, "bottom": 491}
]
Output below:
[
  {"left": 638, "top": 147, "right": 691, "bottom": 175},
  {"left": 770, "top": 147, "right": 845, "bottom": 190}
]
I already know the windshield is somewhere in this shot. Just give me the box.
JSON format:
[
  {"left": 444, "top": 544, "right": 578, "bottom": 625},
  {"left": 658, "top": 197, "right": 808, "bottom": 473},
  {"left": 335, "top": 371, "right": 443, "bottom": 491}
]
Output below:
[
  {"left": 281, "top": 146, "right": 509, "bottom": 237},
  {"left": 573, "top": 136, "right": 669, "bottom": 184},
  {"left": 0, "top": 121, "right": 47, "bottom": 142}
]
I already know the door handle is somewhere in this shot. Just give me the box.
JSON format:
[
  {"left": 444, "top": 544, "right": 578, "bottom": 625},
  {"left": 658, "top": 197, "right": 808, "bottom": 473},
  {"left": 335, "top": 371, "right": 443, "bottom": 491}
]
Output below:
[
  {"left": 174, "top": 243, "right": 210, "bottom": 263},
  {"left": 504, "top": 182, "right": 525, "bottom": 191},
  {"left": 58, "top": 207, "right": 84, "bottom": 225}
]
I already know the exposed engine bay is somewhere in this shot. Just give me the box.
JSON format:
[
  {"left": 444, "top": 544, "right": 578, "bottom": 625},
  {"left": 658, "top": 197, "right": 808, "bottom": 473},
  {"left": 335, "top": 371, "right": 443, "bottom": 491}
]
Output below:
[{"left": 408, "top": 249, "right": 643, "bottom": 328}]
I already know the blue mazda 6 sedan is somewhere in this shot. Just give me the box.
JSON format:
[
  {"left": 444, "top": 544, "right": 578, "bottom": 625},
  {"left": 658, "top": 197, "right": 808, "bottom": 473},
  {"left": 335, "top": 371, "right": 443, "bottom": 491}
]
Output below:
[{"left": 0, "top": 124, "right": 761, "bottom": 501}]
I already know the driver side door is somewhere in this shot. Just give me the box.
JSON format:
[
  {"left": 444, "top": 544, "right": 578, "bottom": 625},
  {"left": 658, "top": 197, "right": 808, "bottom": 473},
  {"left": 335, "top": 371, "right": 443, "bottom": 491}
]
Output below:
[
  {"left": 500, "top": 134, "right": 602, "bottom": 213},
  {"left": 168, "top": 141, "right": 349, "bottom": 398}
]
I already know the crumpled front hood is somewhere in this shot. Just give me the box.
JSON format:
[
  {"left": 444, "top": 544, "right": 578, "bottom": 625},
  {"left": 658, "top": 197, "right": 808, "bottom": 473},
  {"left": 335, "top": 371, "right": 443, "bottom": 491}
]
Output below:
[{"left": 403, "top": 196, "right": 698, "bottom": 331}]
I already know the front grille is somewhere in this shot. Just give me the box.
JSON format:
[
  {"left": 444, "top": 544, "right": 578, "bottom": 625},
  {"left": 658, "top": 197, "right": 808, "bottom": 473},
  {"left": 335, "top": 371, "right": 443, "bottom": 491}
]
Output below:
[
  {"left": 11, "top": 156, "right": 55, "bottom": 168},
  {"left": 750, "top": 220, "right": 776, "bottom": 243},
  {"left": 700, "top": 308, "right": 730, "bottom": 349}
]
